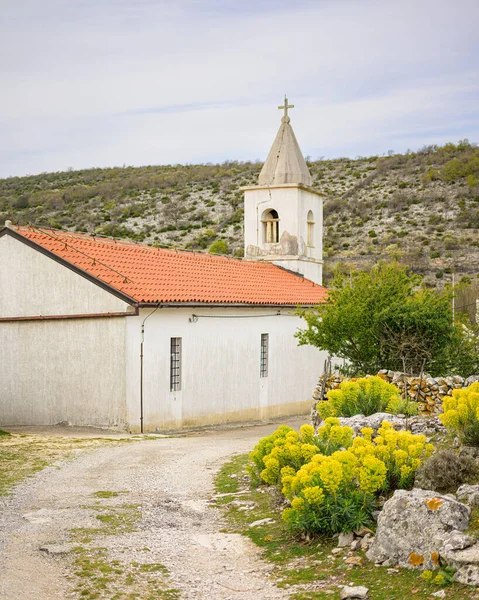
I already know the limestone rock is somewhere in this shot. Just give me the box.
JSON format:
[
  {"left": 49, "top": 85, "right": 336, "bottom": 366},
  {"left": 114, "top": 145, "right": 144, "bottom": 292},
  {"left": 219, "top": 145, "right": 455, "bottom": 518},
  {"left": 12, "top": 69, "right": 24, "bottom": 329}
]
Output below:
[
  {"left": 455, "top": 564, "right": 479, "bottom": 586},
  {"left": 366, "top": 488, "right": 470, "bottom": 570},
  {"left": 248, "top": 518, "right": 274, "bottom": 528},
  {"left": 350, "top": 539, "right": 361, "bottom": 551},
  {"left": 338, "top": 413, "right": 402, "bottom": 434},
  {"left": 360, "top": 533, "right": 373, "bottom": 551},
  {"left": 465, "top": 375, "right": 479, "bottom": 386},
  {"left": 340, "top": 585, "right": 369, "bottom": 599},
  {"left": 431, "top": 591, "right": 446, "bottom": 599},
  {"left": 446, "top": 542, "right": 479, "bottom": 585},
  {"left": 444, "top": 542, "right": 479, "bottom": 567},
  {"left": 441, "top": 530, "right": 474, "bottom": 553},
  {"left": 456, "top": 484, "right": 479, "bottom": 506},
  {"left": 337, "top": 532, "right": 354, "bottom": 547}
]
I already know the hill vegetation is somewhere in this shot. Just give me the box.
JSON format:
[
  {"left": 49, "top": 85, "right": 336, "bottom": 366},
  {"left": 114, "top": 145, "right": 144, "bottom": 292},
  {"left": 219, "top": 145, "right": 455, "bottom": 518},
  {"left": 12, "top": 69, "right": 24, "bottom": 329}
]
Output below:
[{"left": 1, "top": 140, "right": 479, "bottom": 317}]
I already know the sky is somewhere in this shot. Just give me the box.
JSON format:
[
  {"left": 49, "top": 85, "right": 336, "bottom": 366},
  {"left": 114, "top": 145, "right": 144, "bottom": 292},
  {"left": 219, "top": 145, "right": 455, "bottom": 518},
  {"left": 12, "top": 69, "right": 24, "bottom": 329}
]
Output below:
[{"left": 1, "top": 0, "right": 478, "bottom": 178}]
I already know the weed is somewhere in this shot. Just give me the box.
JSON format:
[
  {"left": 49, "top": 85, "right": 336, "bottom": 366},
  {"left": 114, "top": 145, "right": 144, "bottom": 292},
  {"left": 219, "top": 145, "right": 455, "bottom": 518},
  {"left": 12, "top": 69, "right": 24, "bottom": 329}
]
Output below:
[{"left": 92, "top": 490, "right": 126, "bottom": 499}]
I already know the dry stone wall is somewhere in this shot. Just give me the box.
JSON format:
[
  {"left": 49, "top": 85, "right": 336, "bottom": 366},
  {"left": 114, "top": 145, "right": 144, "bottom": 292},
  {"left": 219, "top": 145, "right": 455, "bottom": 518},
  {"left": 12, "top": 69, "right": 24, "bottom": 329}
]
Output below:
[{"left": 312, "top": 370, "right": 478, "bottom": 420}]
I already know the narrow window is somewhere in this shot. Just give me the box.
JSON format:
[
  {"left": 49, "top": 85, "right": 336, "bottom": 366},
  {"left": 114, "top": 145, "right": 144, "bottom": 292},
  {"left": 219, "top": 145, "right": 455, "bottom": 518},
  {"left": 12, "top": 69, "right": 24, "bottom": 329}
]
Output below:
[
  {"left": 307, "top": 210, "right": 315, "bottom": 247},
  {"left": 170, "top": 337, "right": 182, "bottom": 391},
  {"left": 262, "top": 209, "right": 280, "bottom": 244},
  {"left": 260, "top": 333, "right": 269, "bottom": 378}
]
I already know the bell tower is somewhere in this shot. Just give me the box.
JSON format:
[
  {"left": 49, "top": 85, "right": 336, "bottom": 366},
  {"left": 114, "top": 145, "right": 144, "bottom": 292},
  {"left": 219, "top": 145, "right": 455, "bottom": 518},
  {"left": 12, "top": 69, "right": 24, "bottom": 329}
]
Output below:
[{"left": 243, "top": 97, "right": 323, "bottom": 285}]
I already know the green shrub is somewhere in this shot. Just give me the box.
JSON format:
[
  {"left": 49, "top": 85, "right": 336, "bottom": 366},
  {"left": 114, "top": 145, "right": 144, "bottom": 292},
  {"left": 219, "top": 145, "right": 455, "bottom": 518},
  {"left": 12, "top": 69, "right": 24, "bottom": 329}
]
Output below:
[
  {"left": 440, "top": 383, "right": 479, "bottom": 446},
  {"left": 208, "top": 240, "right": 229, "bottom": 255},
  {"left": 415, "top": 449, "right": 479, "bottom": 493},
  {"left": 317, "top": 376, "right": 404, "bottom": 419},
  {"left": 386, "top": 395, "right": 418, "bottom": 417}
]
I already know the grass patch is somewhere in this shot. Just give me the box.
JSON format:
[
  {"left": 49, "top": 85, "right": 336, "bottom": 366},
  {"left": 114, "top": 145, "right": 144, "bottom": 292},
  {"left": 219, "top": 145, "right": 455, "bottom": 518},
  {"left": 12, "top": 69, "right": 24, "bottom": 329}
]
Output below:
[
  {"left": 92, "top": 490, "right": 127, "bottom": 499},
  {"left": 0, "top": 434, "right": 135, "bottom": 496},
  {"left": 0, "top": 429, "right": 11, "bottom": 437},
  {"left": 71, "top": 548, "right": 180, "bottom": 599},
  {"left": 70, "top": 503, "right": 180, "bottom": 598},
  {"left": 71, "top": 503, "right": 141, "bottom": 541},
  {"left": 214, "top": 454, "right": 476, "bottom": 600}
]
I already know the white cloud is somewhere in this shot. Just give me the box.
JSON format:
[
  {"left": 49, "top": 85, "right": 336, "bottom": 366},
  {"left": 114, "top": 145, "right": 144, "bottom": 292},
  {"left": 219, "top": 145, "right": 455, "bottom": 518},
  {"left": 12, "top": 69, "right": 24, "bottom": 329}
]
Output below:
[{"left": 0, "top": 0, "right": 478, "bottom": 176}]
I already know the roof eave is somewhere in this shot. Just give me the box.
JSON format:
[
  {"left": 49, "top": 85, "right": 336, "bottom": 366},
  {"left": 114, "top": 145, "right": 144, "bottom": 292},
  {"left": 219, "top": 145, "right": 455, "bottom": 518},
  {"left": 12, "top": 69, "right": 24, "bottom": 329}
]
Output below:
[{"left": 136, "top": 301, "right": 326, "bottom": 308}]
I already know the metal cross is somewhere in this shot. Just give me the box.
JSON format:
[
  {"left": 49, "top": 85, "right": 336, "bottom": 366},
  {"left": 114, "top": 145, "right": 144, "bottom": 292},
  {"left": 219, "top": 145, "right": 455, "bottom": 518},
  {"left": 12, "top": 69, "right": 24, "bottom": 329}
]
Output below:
[{"left": 278, "top": 95, "right": 294, "bottom": 118}]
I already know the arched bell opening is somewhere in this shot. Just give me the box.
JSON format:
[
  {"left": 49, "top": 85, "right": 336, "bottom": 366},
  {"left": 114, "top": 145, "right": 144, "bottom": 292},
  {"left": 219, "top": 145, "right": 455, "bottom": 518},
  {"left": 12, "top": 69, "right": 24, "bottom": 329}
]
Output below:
[
  {"left": 262, "top": 209, "right": 280, "bottom": 244},
  {"left": 307, "top": 210, "right": 315, "bottom": 247}
]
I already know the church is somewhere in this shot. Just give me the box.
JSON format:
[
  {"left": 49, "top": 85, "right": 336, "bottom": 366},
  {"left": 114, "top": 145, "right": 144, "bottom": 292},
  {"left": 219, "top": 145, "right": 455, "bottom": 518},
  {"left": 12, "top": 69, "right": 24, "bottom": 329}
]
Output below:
[{"left": 0, "top": 100, "right": 328, "bottom": 432}]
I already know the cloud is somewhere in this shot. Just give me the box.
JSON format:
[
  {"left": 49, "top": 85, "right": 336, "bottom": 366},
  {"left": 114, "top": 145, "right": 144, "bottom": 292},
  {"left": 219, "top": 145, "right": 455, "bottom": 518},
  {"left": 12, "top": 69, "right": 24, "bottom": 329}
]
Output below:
[{"left": 0, "top": 0, "right": 478, "bottom": 176}]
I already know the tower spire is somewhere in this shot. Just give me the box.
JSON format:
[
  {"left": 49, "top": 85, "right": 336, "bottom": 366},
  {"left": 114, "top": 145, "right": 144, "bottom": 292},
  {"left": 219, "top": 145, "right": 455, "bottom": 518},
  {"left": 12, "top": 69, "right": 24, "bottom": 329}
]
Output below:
[{"left": 258, "top": 96, "right": 312, "bottom": 187}]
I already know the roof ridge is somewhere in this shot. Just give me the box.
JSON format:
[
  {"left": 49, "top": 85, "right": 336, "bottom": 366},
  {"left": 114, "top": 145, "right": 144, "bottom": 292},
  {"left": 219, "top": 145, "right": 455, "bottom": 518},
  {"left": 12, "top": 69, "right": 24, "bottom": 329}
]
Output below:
[{"left": 15, "top": 225, "right": 254, "bottom": 265}]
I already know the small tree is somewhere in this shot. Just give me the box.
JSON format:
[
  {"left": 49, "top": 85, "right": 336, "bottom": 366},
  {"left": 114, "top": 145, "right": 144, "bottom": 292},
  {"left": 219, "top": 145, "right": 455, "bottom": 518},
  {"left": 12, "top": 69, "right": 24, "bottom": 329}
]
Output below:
[
  {"left": 162, "top": 201, "right": 185, "bottom": 228},
  {"left": 296, "top": 262, "right": 462, "bottom": 376}
]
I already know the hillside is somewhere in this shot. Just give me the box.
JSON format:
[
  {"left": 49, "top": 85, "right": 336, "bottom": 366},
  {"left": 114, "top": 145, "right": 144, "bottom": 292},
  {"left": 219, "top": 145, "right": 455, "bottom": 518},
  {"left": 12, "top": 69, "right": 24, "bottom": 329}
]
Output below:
[{"left": 1, "top": 140, "right": 479, "bottom": 301}]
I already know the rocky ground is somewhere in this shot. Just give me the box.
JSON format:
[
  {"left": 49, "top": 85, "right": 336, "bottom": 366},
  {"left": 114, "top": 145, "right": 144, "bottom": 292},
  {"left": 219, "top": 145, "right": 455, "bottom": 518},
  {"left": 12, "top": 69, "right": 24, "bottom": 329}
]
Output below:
[{"left": 0, "top": 421, "right": 305, "bottom": 600}]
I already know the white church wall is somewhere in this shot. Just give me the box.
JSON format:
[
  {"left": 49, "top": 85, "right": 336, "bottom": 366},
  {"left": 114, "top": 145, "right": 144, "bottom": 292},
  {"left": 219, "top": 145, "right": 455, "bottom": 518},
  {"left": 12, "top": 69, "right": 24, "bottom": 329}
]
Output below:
[
  {"left": 0, "top": 317, "right": 127, "bottom": 428},
  {"left": 243, "top": 185, "right": 323, "bottom": 285},
  {"left": 125, "top": 306, "right": 327, "bottom": 432},
  {"left": 0, "top": 234, "right": 131, "bottom": 318}
]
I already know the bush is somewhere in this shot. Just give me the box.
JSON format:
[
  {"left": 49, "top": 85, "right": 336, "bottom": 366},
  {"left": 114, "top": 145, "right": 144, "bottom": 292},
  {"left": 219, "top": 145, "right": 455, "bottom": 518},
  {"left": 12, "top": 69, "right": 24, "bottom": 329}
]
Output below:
[
  {"left": 415, "top": 449, "right": 479, "bottom": 493},
  {"left": 250, "top": 419, "right": 433, "bottom": 534},
  {"left": 296, "top": 263, "right": 459, "bottom": 377},
  {"left": 317, "top": 376, "right": 410, "bottom": 419},
  {"left": 440, "top": 382, "right": 479, "bottom": 446},
  {"left": 247, "top": 423, "right": 350, "bottom": 487},
  {"left": 208, "top": 240, "right": 229, "bottom": 255}
]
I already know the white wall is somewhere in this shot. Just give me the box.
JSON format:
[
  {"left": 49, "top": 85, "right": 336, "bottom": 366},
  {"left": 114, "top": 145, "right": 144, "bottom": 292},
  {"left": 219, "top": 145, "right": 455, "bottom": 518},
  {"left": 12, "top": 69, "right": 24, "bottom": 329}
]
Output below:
[
  {"left": 0, "top": 318, "right": 127, "bottom": 427},
  {"left": 243, "top": 184, "right": 323, "bottom": 284},
  {"left": 0, "top": 234, "right": 131, "bottom": 317},
  {"left": 0, "top": 233, "right": 130, "bottom": 428},
  {"left": 125, "top": 307, "right": 327, "bottom": 432}
]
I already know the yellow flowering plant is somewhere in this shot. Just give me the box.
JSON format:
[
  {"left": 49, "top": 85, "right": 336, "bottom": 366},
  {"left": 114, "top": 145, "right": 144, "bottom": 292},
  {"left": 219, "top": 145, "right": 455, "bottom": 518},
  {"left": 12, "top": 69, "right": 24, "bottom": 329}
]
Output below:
[
  {"left": 420, "top": 567, "right": 455, "bottom": 587},
  {"left": 439, "top": 382, "right": 479, "bottom": 446},
  {"left": 249, "top": 418, "right": 434, "bottom": 534},
  {"left": 317, "top": 375, "right": 418, "bottom": 420},
  {"left": 248, "top": 424, "right": 321, "bottom": 487}
]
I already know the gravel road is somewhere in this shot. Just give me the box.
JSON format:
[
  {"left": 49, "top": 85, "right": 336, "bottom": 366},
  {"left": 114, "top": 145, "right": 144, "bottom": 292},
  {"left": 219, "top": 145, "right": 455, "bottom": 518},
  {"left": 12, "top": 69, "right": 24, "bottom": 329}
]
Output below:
[{"left": 0, "top": 420, "right": 305, "bottom": 600}]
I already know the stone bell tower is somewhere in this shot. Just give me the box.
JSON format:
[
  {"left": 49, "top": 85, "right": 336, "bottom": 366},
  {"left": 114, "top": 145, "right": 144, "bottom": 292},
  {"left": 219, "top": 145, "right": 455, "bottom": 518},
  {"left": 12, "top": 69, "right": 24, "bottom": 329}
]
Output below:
[{"left": 242, "top": 97, "right": 323, "bottom": 285}]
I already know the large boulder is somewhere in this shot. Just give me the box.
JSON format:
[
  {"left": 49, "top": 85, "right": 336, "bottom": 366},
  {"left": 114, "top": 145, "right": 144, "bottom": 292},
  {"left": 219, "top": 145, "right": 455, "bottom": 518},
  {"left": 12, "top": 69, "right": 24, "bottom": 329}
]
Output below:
[{"left": 366, "top": 488, "right": 471, "bottom": 569}]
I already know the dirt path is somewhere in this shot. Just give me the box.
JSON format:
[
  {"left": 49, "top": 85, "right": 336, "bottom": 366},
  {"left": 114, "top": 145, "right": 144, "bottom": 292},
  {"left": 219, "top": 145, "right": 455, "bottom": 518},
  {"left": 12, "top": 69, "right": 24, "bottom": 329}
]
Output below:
[{"left": 0, "top": 421, "right": 304, "bottom": 600}]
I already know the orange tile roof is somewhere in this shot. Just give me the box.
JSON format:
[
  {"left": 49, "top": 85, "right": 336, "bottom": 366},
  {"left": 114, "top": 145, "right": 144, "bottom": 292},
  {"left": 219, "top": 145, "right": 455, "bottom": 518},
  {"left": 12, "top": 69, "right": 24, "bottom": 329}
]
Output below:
[{"left": 9, "top": 226, "right": 328, "bottom": 306}]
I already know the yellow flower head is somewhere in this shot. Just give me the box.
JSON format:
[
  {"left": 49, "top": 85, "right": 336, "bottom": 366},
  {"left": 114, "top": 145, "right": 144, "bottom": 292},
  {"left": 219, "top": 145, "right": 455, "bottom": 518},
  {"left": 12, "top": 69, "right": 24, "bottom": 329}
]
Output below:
[
  {"left": 303, "top": 485, "right": 325, "bottom": 506},
  {"left": 300, "top": 424, "right": 315, "bottom": 443},
  {"left": 359, "top": 455, "right": 387, "bottom": 494},
  {"left": 360, "top": 427, "right": 374, "bottom": 441},
  {"left": 319, "top": 458, "right": 343, "bottom": 494},
  {"left": 291, "top": 497, "right": 305, "bottom": 511},
  {"left": 301, "top": 443, "right": 319, "bottom": 462}
]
